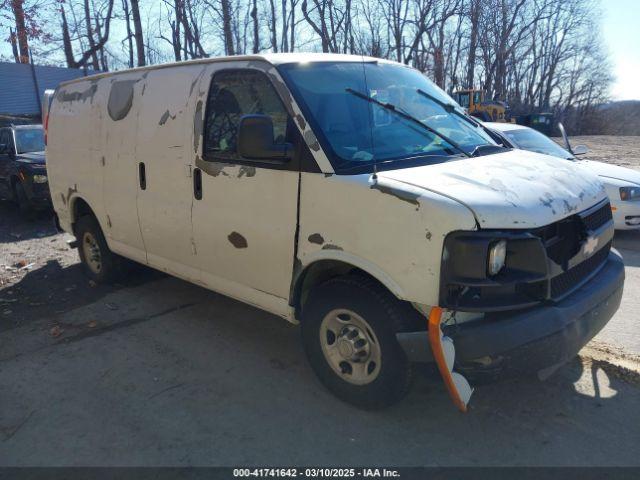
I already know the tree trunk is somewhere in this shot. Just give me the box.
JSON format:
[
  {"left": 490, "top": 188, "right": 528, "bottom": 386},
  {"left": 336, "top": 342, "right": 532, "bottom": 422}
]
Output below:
[
  {"left": 269, "top": 0, "right": 278, "bottom": 52},
  {"left": 83, "top": 0, "right": 100, "bottom": 70},
  {"left": 122, "top": 0, "right": 134, "bottom": 68},
  {"left": 221, "top": 0, "right": 235, "bottom": 55},
  {"left": 11, "top": 0, "right": 29, "bottom": 63},
  {"left": 60, "top": 7, "right": 76, "bottom": 68},
  {"left": 130, "top": 0, "right": 146, "bottom": 65},
  {"left": 9, "top": 27, "right": 20, "bottom": 63},
  {"left": 251, "top": 0, "right": 260, "bottom": 53},
  {"left": 466, "top": 0, "right": 480, "bottom": 88}
]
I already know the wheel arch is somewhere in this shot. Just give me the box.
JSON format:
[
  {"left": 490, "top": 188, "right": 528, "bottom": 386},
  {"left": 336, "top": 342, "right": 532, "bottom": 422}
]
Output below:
[
  {"left": 69, "top": 196, "right": 97, "bottom": 232},
  {"left": 291, "top": 252, "right": 407, "bottom": 320}
]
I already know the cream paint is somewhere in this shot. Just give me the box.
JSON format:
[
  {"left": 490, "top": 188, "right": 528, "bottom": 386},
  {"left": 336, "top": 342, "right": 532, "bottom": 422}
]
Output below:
[
  {"left": 135, "top": 66, "right": 202, "bottom": 277},
  {"left": 47, "top": 53, "right": 609, "bottom": 324},
  {"left": 190, "top": 60, "right": 299, "bottom": 317},
  {"left": 48, "top": 78, "right": 105, "bottom": 237},
  {"left": 298, "top": 173, "right": 477, "bottom": 305},
  {"left": 381, "top": 150, "right": 608, "bottom": 229},
  {"left": 100, "top": 73, "right": 147, "bottom": 264}
]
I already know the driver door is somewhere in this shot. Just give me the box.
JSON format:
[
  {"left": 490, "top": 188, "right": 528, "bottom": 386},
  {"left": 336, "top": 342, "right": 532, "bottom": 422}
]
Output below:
[{"left": 191, "top": 64, "right": 300, "bottom": 316}]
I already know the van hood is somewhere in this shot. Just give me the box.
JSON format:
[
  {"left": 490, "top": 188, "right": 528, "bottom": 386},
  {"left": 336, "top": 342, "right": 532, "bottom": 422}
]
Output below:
[
  {"left": 576, "top": 159, "right": 640, "bottom": 186},
  {"left": 380, "top": 149, "right": 607, "bottom": 229}
]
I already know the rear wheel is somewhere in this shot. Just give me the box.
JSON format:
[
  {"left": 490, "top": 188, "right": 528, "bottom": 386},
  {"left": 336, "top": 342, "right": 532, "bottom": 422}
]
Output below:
[
  {"left": 75, "top": 215, "right": 124, "bottom": 283},
  {"left": 301, "top": 274, "right": 415, "bottom": 409}
]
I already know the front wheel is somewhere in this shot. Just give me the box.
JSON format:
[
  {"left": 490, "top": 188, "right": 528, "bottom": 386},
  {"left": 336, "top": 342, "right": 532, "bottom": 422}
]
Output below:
[{"left": 301, "top": 275, "right": 415, "bottom": 409}]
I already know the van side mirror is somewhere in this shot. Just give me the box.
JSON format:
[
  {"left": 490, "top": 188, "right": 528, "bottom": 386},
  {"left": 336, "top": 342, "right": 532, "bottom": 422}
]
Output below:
[
  {"left": 572, "top": 145, "right": 588, "bottom": 155},
  {"left": 237, "top": 114, "right": 293, "bottom": 163}
]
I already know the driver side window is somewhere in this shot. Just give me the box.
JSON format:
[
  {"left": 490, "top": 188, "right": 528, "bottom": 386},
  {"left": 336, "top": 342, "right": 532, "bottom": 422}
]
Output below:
[{"left": 203, "top": 69, "right": 288, "bottom": 161}]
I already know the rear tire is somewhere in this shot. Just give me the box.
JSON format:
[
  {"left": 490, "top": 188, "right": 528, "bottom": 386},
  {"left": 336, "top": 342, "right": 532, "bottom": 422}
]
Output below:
[
  {"left": 75, "top": 215, "right": 124, "bottom": 284},
  {"left": 301, "top": 274, "right": 416, "bottom": 409}
]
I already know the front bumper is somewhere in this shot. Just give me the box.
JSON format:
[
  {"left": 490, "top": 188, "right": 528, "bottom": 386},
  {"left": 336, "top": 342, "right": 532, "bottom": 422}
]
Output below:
[{"left": 397, "top": 250, "right": 625, "bottom": 380}]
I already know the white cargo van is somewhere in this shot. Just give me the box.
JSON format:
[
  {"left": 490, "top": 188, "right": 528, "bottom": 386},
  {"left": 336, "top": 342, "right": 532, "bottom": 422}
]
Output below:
[{"left": 47, "top": 54, "right": 624, "bottom": 408}]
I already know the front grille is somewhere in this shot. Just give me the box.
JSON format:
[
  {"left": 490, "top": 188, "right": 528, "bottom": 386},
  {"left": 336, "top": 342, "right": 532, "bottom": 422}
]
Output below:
[
  {"left": 550, "top": 241, "right": 611, "bottom": 299},
  {"left": 582, "top": 201, "right": 612, "bottom": 231}
]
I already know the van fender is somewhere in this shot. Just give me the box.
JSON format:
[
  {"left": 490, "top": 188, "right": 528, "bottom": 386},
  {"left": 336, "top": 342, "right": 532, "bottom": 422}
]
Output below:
[{"left": 296, "top": 249, "right": 407, "bottom": 302}]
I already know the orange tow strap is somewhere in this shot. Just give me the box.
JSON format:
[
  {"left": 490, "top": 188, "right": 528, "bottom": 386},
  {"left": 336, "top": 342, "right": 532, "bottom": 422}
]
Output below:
[{"left": 428, "top": 306, "right": 470, "bottom": 413}]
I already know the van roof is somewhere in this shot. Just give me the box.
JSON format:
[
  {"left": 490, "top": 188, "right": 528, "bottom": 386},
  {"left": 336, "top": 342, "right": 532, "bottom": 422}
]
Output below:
[{"left": 58, "top": 53, "right": 398, "bottom": 87}]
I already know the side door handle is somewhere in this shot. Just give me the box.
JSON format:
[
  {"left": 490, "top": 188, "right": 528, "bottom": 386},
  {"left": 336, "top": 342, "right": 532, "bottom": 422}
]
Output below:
[
  {"left": 139, "top": 162, "right": 146, "bottom": 190},
  {"left": 193, "top": 167, "right": 202, "bottom": 200}
]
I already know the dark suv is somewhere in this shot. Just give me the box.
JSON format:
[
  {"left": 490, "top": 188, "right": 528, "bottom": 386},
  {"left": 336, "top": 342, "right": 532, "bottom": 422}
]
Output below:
[{"left": 0, "top": 124, "right": 50, "bottom": 213}]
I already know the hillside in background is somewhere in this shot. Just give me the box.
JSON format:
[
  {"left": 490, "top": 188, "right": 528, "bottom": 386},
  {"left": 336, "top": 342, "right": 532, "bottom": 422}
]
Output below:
[{"left": 588, "top": 101, "right": 640, "bottom": 136}]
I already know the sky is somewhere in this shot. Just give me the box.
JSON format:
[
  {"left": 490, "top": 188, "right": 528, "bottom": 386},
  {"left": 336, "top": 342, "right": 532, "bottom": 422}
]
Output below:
[{"left": 602, "top": 0, "right": 640, "bottom": 100}]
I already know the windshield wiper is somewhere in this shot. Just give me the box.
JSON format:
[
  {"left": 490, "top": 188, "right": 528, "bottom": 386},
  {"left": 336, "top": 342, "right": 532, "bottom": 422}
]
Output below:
[
  {"left": 345, "top": 88, "right": 470, "bottom": 158},
  {"left": 416, "top": 88, "right": 481, "bottom": 129}
]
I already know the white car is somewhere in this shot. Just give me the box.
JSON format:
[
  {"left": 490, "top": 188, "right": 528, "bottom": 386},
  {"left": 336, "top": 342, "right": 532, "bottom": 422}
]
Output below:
[{"left": 487, "top": 122, "right": 640, "bottom": 230}]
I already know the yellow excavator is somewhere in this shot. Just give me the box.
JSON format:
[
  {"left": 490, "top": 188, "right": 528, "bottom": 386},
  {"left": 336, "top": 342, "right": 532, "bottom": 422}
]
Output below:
[{"left": 452, "top": 89, "right": 510, "bottom": 123}]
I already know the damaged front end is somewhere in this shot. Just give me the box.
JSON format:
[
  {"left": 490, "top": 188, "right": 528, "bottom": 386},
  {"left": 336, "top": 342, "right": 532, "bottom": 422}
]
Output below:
[{"left": 398, "top": 198, "right": 624, "bottom": 386}]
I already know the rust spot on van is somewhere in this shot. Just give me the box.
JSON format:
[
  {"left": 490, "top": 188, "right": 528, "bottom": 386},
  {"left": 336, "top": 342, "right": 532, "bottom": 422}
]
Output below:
[
  {"left": 295, "top": 114, "right": 306, "bottom": 130},
  {"left": 159, "top": 110, "right": 176, "bottom": 125},
  {"left": 65, "top": 185, "right": 78, "bottom": 209},
  {"left": 425, "top": 230, "right": 432, "bottom": 241},
  {"left": 193, "top": 100, "right": 203, "bottom": 152},
  {"left": 108, "top": 80, "right": 138, "bottom": 121},
  {"left": 238, "top": 166, "right": 256, "bottom": 178},
  {"left": 370, "top": 182, "right": 420, "bottom": 210},
  {"left": 303, "top": 131, "right": 320, "bottom": 152},
  {"left": 322, "top": 244, "right": 343, "bottom": 251},
  {"left": 228, "top": 232, "right": 248, "bottom": 249},
  {"left": 308, "top": 233, "right": 324, "bottom": 245},
  {"left": 57, "top": 84, "right": 98, "bottom": 104},
  {"left": 539, "top": 193, "right": 557, "bottom": 215}
]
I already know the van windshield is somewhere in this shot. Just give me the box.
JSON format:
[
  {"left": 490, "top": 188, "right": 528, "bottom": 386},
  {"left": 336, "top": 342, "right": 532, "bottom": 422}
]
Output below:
[{"left": 277, "top": 61, "right": 496, "bottom": 172}]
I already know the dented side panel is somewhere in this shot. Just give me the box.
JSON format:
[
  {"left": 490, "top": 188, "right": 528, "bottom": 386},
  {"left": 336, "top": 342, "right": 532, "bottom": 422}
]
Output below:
[{"left": 298, "top": 173, "right": 477, "bottom": 305}]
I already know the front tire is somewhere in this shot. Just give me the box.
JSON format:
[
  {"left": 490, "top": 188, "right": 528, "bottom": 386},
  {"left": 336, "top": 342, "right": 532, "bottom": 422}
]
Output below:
[
  {"left": 75, "top": 215, "right": 124, "bottom": 284},
  {"left": 301, "top": 275, "right": 416, "bottom": 409}
]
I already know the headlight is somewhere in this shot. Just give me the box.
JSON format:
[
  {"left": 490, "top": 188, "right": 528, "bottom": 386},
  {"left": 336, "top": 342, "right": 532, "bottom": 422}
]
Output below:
[
  {"left": 620, "top": 186, "right": 640, "bottom": 201},
  {"left": 487, "top": 240, "right": 507, "bottom": 276},
  {"left": 32, "top": 174, "right": 48, "bottom": 184}
]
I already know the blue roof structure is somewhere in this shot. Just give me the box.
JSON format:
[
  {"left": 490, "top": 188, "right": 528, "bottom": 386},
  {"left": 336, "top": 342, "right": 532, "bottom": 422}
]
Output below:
[{"left": 0, "top": 62, "right": 94, "bottom": 116}]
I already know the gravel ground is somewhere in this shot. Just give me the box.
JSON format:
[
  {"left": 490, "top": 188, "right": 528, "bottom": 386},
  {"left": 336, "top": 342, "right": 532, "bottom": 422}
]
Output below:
[
  {"left": 564, "top": 135, "right": 640, "bottom": 170},
  {"left": 0, "top": 205, "right": 162, "bottom": 332}
]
